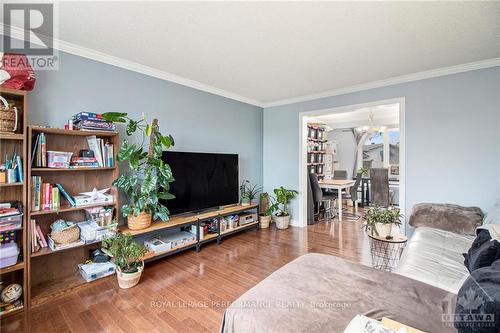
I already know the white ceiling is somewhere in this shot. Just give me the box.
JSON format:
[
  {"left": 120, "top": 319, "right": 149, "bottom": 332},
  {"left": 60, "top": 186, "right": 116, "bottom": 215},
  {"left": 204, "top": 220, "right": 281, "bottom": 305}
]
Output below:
[
  {"left": 308, "top": 103, "right": 399, "bottom": 130},
  {"left": 4, "top": 1, "right": 500, "bottom": 106}
]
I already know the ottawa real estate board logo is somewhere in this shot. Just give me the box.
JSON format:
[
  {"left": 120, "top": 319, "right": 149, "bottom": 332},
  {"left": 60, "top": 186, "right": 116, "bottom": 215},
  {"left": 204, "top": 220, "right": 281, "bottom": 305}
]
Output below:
[{"left": 2, "top": 2, "right": 59, "bottom": 70}]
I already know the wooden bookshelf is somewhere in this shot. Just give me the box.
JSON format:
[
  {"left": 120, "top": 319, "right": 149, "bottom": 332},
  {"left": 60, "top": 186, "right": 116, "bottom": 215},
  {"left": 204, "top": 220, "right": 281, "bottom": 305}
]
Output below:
[
  {"left": 0, "top": 87, "right": 28, "bottom": 319},
  {"left": 26, "top": 126, "right": 119, "bottom": 308}
]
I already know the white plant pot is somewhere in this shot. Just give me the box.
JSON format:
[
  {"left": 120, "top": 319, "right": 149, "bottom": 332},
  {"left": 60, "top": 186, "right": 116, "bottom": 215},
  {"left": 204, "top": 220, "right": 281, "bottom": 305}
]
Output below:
[
  {"left": 273, "top": 215, "right": 290, "bottom": 230},
  {"left": 374, "top": 223, "right": 392, "bottom": 238}
]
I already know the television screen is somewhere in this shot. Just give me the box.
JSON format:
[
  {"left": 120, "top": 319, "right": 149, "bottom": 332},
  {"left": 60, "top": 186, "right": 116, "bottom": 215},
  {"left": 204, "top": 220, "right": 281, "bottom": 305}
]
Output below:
[{"left": 160, "top": 151, "right": 239, "bottom": 215}]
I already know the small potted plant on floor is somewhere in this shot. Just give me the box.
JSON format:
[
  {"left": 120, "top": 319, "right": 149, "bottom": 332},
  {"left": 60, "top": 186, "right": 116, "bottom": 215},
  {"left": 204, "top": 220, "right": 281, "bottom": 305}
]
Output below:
[
  {"left": 268, "top": 187, "right": 298, "bottom": 230},
  {"left": 240, "top": 180, "right": 262, "bottom": 206},
  {"left": 102, "top": 113, "right": 175, "bottom": 230},
  {"left": 102, "top": 233, "right": 148, "bottom": 289},
  {"left": 258, "top": 192, "right": 271, "bottom": 228},
  {"left": 363, "top": 206, "right": 403, "bottom": 238}
]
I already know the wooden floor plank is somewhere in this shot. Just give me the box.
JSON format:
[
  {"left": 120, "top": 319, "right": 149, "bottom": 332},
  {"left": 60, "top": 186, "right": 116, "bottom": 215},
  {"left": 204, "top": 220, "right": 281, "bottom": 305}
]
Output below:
[{"left": 1, "top": 212, "right": 371, "bottom": 332}]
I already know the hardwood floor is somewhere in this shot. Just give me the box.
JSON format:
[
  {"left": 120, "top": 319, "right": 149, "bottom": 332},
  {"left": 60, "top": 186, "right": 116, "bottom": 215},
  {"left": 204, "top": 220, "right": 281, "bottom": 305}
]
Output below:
[{"left": 1, "top": 213, "right": 371, "bottom": 333}]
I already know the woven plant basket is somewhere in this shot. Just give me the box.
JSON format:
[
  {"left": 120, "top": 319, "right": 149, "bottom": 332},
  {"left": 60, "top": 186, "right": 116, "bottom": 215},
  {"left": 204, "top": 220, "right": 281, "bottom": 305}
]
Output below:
[
  {"left": 127, "top": 211, "right": 152, "bottom": 230},
  {"left": 116, "top": 263, "right": 143, "bottom": 289},
  {"left": 273, "top": 215, "right": 291, "bottom": 230},
  {"left": 0, "top": 96, "right": 18, "bottom": 133},
  {"left": 51, "top": 224, "right": 80, "bottom": 244},
  {"left": 259, "top": 215, "right": 271, "bottom": 229}
]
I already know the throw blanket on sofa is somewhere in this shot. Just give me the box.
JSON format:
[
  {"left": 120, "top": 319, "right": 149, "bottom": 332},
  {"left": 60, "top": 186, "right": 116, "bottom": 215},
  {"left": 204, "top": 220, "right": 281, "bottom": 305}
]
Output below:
[{"left": 220, "top": 254, "right": 456, "bottom": 333}]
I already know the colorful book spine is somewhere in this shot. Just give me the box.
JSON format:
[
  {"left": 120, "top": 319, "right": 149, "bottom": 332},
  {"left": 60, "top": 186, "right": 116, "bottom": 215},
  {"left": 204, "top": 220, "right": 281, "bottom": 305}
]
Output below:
[
  {"left": 55, "top": 183, "right": 76, "bottom": 206},
  {"left": 42, "top": 183, "right": 51, "bottom": 210},
  {"left": 16, "top": 155, "right": 23, "bottom": 182},
  {"left": 52, "top": 187, "right": 60, "bottom": 209},
  {"left": 35, "top": 224, "right": 48, "bottom": 248}
]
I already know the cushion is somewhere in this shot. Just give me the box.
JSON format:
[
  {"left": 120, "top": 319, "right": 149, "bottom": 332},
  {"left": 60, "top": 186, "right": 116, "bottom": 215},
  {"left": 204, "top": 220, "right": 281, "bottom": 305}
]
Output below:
[
  {"left": 394, "top": 226, "right": 474, "bottom": 294},
  {"left": 409, "top": 203, "right": 483, "bottom": 235},
  {"left": 463, "top": 230, "right": 500, "bottom": 273},
  {"left": 454, "top": 259, "right": 500, "bottom": 332},
  {"left": 483, "top": 199, "right": 500, "bottom": 225},
  {"left": 464, "top": 229, "right": 495, "bottom": 269}
]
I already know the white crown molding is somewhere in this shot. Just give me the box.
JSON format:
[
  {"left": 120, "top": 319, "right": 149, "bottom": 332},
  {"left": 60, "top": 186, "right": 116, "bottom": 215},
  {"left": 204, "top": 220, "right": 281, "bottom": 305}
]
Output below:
[
  {"left": 1, "top": 24, "right": 263, "bottom": 107},
  {"left": 262, "top": 57, "right": 500, "bottom": 108},
  {"left": 2, "top": 24, "right": 499, "bottom": 109}
]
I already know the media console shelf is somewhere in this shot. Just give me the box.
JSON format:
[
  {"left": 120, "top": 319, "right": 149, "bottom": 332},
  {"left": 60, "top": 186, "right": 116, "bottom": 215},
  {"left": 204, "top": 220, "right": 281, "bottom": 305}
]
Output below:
[{"left": 120, "top": 203, "right": 259, "bottom": 262}]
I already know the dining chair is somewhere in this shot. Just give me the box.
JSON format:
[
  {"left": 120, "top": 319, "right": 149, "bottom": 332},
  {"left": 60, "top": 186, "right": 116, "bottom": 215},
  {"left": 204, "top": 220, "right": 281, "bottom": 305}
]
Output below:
[
  {"left": 369, "top": 168, "right": 390, "bottom": 207},
  {"left": 333, "top": 170, "right": 348, "bottom": 179},
  {"left": 309, "top": 173, "right": 338, "bottom": 220},
  {"left": 342, "top": 173, "right": 362, "bottom": 213}
]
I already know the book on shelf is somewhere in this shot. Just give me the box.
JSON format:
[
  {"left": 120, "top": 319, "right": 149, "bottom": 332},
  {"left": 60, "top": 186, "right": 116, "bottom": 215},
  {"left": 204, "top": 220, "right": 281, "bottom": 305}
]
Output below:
[
  {"left": 86, "top": 135, "right": 114, "bottom": 168},
  {"left": 32, "top": 132, "right": 47, "bottom": 167},
  {"left": 31, "top": 177, "right": 73, "bottom": 211},
  {"left": 72, "top": 112, "right": 116, "bottom": 132}
]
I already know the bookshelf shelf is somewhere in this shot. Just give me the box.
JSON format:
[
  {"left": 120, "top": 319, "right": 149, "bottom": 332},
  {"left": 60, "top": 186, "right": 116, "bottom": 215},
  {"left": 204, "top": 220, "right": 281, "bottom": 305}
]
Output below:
[
  {"left": 32, "top": 167, "right": 116, "bottom": 172},
  {"left": 27, "top": 126, "right": 119, "bottom": 309},
  {"left": 0, "top": 182, "right": 23, "bottom": 187},
  {"left": 30, "top": 240, "right": 101, "bottom": 258},
  {"left": 0, "top": 87, "right": 28, "bottom": 318},
  {"left": 30, "top": 127, "right": 117, "bottom": 137},
  {"left": 30, "top": 202, "right": 117, "bottom": 216},
  {"left": 0, "top": 261, "right": 24, "bottom": 274},
  {"left": 0, "top": 133, "right": 24, "bottom": 140}
]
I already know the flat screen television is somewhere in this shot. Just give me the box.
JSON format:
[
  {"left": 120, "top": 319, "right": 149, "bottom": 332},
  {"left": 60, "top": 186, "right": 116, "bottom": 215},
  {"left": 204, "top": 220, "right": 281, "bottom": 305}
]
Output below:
[{"left": 160, "top": 151, "right": 239, "bottom": 215}]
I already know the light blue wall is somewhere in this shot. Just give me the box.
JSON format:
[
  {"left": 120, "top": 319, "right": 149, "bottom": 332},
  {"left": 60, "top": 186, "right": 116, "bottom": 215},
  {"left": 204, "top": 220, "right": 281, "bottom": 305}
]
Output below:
[
  {"left": 264, "top": 67, "right": 500, "bottom": 228},
  {"left": 28, "top": 51, "right": 264, "bottom": 188}
]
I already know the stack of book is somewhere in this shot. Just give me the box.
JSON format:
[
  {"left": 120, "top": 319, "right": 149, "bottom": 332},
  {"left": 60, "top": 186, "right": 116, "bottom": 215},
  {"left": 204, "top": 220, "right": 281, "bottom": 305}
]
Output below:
[
  {"left": 31, "top": 177, "right": 75, "bottom": 211},
  {"left": 86, "top": 136, "right": 114, "bottom": 167},
  {"left": 30, "top": 219, "right": 48, "bottom": 252},
  {"left": 70, "top": 156, "right": 99, "bottom": 168},
  {"left": 32, "top": 133, "right": 47, "bottom": 167},
  {"left": 72, "top": 112, "right": 116, "bottom": 132}
]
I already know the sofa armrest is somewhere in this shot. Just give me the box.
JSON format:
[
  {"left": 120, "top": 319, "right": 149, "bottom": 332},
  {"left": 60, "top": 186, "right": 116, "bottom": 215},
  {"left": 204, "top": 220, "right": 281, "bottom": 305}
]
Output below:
[{"left": 409, "top": 203, "right": 483, "bottom": 235}]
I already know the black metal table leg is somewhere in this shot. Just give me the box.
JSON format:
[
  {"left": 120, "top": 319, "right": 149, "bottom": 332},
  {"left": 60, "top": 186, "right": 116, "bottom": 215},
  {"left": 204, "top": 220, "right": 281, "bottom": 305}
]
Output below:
[{"left": 195, "top": 220, "right": 201, "bottom": 252}]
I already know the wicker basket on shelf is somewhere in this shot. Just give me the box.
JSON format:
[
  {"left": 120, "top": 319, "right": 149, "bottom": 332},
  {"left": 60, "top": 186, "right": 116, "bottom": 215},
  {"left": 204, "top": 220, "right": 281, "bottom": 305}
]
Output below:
[
  {"left": 0, "top": 96, "right": 18, "bottom": 133},
  {"left": 50, "top": 224, "right": 80, "bottom": 244}
]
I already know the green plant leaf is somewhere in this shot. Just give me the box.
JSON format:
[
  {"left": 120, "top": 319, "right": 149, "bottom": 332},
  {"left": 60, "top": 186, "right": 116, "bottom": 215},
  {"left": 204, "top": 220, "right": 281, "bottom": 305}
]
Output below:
[
  {"left": 145, "top": 124, "right": 152, "bottom": 137},
  {"left": 126, "top": 120, "right": 138, "bottom": 135},
  {"left": 101, "top": 112, "right": 128, "bottom": 123}
]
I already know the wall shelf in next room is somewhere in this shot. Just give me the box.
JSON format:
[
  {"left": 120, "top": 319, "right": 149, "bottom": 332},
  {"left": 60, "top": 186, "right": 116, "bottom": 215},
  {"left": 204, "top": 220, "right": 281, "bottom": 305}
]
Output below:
[
  {"left": 0, "top": 261, "right": 25, "bottom": 274},
  {"left": 30, "top": 202, "right": 117, "bottom": 216},
  {"left": 0, "top": 182, "right": 23, "bottom": 187},
  {"left": 31, "top": 167, "right": 116, "bottom": 172}
]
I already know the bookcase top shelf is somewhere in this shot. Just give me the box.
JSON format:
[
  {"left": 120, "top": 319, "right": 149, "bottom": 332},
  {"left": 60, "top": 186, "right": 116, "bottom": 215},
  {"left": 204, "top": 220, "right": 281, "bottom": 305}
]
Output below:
[
  {"left": 30, "top": 127, "right": 118, "bottom": 137},
  {"left": 31, "top": 167, "right": 116, "bottom": 172}
]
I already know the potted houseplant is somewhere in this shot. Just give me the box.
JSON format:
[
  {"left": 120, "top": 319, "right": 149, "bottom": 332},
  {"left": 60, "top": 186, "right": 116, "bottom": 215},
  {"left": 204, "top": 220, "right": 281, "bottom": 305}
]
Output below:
[
  {"left": 258, "top": 192, "right": 271, "bottom": 228},
  {"left": 268, "top": 187, "right": 298, "bottom": 230},
  {"left": 363, "top": 206, "right": 403, "bottom": 238},
  {"left": 102, "top": 113, "right": 175, "bottom": 230},
  {"left": 240, "top": 180, "right": 262, "bottom": 206},
  {"left": 102, "top": 233, "right": 148, "bottom": 289}
]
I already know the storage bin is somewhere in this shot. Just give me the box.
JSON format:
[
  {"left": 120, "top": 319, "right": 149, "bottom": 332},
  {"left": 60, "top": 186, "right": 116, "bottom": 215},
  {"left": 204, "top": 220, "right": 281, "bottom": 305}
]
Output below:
[
  {"left": 0, "top": 243, "right": 19, "bottom": 268},
  {"left": 0, "top": 214, "right": 22, "bottom": 232},
  {"left": 47, "top": 151, "right": 73, "bottom": 168},
  {"left": 0, "top": 231, "right": 17, "bottom": 244}
]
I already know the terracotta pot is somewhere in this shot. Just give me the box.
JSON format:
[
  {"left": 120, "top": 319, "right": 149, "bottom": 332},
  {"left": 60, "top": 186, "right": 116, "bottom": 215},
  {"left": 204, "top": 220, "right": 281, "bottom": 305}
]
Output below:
[
  {"left": 259, "top": 215, "right": 271, "bottom": 229},
  {"left": 127, "top": 211, "right": 152, "bottom": 230},
  {"left": 273, "top": 215, "right": 290, "bottom": 230},
  {"left": 116, "top": 263, "right": 143, "bottom": 289},
  {"left": 374, "top": 223, "right": 392, "bottom": 238}
]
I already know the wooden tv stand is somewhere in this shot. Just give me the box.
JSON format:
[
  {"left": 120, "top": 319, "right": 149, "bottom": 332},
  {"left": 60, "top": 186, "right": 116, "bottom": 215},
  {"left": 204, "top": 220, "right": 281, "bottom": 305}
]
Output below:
[{"left": 119, "top": 203, "right": 259, "bottom": 262}]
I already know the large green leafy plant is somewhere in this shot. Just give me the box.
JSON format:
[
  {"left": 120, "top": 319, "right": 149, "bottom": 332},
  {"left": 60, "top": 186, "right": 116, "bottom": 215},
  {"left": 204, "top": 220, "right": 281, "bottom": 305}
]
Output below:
[
  {"left": 268, "top": 187, "right": 298, "bottom": 216},
  {"left": 102, "top": 233, "right": 147, "bottom": 273},
  {"left": 102, "top": 112, "right": 175, "bottom": 221}
]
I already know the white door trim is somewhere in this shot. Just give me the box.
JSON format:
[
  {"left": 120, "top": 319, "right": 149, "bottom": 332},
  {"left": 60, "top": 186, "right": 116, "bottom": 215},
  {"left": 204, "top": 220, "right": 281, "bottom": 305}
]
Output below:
[{"left": 298, "top": 97, "right": 406, "bottom": 234}]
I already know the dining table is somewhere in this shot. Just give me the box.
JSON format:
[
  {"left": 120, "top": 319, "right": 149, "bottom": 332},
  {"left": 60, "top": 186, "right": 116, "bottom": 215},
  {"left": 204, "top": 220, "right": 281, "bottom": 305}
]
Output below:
[{"left": 318, "top": 179, "right": 355, "bottom": 222}]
